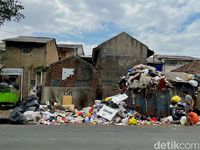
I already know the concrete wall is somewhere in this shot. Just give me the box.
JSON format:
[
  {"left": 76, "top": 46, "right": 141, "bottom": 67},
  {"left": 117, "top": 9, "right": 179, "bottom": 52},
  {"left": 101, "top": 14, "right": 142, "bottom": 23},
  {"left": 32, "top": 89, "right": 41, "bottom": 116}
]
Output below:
[
  {"left": 45, "top": 56, "right": 97, "bottom": 87},
  {"left": 46, "top": 40, "right": 59, "bottom": 64},
  {"left": 95, "top": 33, "right": 148, "bottom": 98},
  {"left": 4, "top": 41, "right": 58, "bottom": 97},
  {"left": 4, "top": 44, "right": 46, "bottom": 68},
  {"left": 58, "top": 51, "right": 72, "bottom": 60},
  {"left": 43, "top": 86, "right": 96, "bottom": 109},
  {"left": 100, "top": 33, "right": 147, "bottom": 57}
]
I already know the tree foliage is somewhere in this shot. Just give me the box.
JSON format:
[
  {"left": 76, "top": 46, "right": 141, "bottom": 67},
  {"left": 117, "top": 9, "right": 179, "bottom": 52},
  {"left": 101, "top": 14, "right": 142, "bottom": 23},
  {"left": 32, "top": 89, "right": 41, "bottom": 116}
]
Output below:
[{"left": 0, "top": 0, "right": 24, "bottom": 26}]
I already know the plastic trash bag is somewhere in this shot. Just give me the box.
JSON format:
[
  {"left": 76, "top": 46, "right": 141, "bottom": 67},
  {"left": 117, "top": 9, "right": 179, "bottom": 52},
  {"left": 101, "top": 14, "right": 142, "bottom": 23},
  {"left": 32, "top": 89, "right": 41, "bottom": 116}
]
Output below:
[
  {"left": 189, "top": 80, "right": 198, "bottom": 87},
  {"left": 9, "top": 107, "right": 26, "bottom": 124},
  {"left": 128, "top": 117, "right": 138, "bottom": 125},
  {"left": 180, "top": 116, "right": 186, "bottom": 125},
  {"left": 42, "top": 112, "right": 51, "bottom": 120}
]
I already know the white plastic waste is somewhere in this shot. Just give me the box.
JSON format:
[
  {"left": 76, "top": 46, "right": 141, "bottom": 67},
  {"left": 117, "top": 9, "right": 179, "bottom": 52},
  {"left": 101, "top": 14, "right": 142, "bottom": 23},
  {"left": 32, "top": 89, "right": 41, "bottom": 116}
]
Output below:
[{"left": 189, "top": 80, "right": 198, "bottom": 87}]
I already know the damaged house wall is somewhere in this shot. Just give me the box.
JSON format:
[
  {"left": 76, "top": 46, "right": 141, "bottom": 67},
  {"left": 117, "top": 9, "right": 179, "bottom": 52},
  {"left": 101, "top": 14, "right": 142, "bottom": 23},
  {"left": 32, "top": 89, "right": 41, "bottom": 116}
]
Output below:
[
  {"left": 44, "top": 56, "right": 98, "bottom": 109},
  {"left": 92, "top": 32, "right": 153, "bottom": 98}
]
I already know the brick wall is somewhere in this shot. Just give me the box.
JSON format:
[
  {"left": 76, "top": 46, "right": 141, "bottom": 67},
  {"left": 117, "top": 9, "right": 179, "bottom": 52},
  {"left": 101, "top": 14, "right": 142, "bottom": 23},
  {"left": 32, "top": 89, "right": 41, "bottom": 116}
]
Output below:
[
  {"left": 46, "top": 56, "right": 97, "bottom": 87},
  {"left": 44, "top": 56, "right": 99, "bottom": 108}
]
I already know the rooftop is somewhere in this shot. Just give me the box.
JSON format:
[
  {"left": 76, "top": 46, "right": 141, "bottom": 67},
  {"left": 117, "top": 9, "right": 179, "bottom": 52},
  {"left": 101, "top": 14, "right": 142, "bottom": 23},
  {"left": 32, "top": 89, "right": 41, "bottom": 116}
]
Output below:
[
  {"left": 172, "top": 61, "right": 200, "bottom": 74},
  {"left": 3, "top": 36, "right": 55, "bottom": 44},
  {"left": 57, "top": 44, "right": 83, "bottom": 49},
  {"left": 154, "top": 54, "right": 200, "bottom": 61}
]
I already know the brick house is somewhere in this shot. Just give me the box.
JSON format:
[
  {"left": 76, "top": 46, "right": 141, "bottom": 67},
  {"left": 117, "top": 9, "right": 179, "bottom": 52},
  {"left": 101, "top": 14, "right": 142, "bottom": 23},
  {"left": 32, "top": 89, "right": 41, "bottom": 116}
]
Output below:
[
  {"left": 57, "top": 44, "right": 84, "bottom": 60},
  {"left": 44, "top": 56, "right": 97, "bottom": 108},
  {"left": 3, "top": 36, "right": 58, "bottom": 97},
  {"left": 92, "top": 32, "right": 154, "bottom": 98}
]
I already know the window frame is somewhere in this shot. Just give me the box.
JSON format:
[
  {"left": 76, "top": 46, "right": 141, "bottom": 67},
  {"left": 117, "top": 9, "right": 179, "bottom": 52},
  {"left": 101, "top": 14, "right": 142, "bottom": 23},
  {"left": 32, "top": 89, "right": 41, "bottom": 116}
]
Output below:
[{"left": 21, "top": 47, "right": 32, "bottom": 55}]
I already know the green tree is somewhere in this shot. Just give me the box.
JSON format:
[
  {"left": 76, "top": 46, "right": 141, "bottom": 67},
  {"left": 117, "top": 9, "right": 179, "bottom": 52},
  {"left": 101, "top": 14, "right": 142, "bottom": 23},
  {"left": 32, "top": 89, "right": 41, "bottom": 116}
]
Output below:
[{"left": 0, "top": 0, "right": 24, "bottom": 26}]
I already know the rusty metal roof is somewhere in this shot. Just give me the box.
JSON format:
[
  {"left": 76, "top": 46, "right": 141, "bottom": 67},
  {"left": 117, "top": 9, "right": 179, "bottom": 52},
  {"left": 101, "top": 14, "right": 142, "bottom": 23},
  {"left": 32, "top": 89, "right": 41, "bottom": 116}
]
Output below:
[{"left": 172, "top": 61, "right": 200, "bottom": 74}]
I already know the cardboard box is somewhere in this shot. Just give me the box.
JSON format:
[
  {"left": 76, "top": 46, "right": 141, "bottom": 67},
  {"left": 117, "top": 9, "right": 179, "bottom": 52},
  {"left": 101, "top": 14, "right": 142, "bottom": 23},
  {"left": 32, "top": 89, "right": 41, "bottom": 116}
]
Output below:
[
  {"left": 62, "top": 104, "right": 75, "bottom": 111},
  {"left": 62, "top": 95, "right": 73, "bottom": 105},
  {"left": 97, "top": 105, "right": 118, "bottom": 121}
]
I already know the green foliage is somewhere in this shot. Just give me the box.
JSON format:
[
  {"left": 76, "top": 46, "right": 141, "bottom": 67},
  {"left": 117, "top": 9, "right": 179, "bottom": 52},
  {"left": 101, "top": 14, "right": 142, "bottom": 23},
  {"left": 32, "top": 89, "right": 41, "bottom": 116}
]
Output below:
[
  {"left": 35, "top": 65, "right": 46, "bottom": 73},
  {"left": 0, "top": 0, "right": 24, "bottom": 26}
]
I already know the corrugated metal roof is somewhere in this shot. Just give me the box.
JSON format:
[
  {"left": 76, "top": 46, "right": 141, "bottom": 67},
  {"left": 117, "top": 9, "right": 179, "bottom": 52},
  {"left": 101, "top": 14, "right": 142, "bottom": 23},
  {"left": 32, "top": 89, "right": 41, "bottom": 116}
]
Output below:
[
  {"left": 154, "top": 54, "right": 200, "bottom": 61},
  {"left": 57, "top": 44, "right": 83, "bottom": 49},
  {"left": 172, "top": 61, "right": 200, "bottom": 74},
  {"left": 3, "top": 36, "right": 54, "bottom": 43}
]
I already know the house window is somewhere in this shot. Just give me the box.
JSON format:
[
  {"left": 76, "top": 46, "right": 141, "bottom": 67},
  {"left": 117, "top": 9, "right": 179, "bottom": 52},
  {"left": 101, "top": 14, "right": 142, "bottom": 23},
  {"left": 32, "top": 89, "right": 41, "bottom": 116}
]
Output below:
[
  {"left": 21, "top": 47, "right": 31, "bottom": 55},
  {"left": 51, "top": 80, "right": 60, "bottom": 86}
]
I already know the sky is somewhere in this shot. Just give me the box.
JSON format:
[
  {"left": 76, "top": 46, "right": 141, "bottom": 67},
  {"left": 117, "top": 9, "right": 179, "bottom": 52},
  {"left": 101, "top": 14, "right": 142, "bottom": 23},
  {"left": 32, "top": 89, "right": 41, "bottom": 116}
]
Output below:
[{"left": 1, "top": 0, "right": 200, "bottom": 57}]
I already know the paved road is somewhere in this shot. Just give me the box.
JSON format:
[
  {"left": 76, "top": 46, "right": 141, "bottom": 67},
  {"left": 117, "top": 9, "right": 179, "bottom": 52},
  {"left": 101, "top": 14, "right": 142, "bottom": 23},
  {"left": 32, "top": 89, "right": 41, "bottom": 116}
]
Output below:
[{"left": 0, "top": 124, "right": 200, "bottom": 150}]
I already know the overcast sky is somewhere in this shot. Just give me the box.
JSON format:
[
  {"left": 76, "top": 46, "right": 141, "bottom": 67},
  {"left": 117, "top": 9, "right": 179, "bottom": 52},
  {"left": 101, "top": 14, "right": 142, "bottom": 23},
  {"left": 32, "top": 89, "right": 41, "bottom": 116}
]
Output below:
[{"left": 1, "top": 0, "right": 200, "bottom": 57}]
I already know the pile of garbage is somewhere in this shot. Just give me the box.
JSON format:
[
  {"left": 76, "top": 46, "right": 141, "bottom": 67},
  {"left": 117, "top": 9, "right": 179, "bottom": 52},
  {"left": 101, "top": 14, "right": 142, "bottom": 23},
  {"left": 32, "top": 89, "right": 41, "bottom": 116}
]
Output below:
[
  {"left": 185, "top": 74, "right": 198, "bottom": 87},
  {"left": 117, "top": 64, "right": 172, "bottom": 93},
  {"left": 9, "top": 89, "right": 41, "bottom": 124},
  {"left": 7, "top": 64, "right": 170, "bottom": 126},
  {"left": 9, "top": 91, "right": 162, "bottom": 126},
  {"left": 162, "top": 95, "right": 187, "bottom": 125},
  {"left": 9, "top": 64, "right": 199, "bottom": 126}
]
